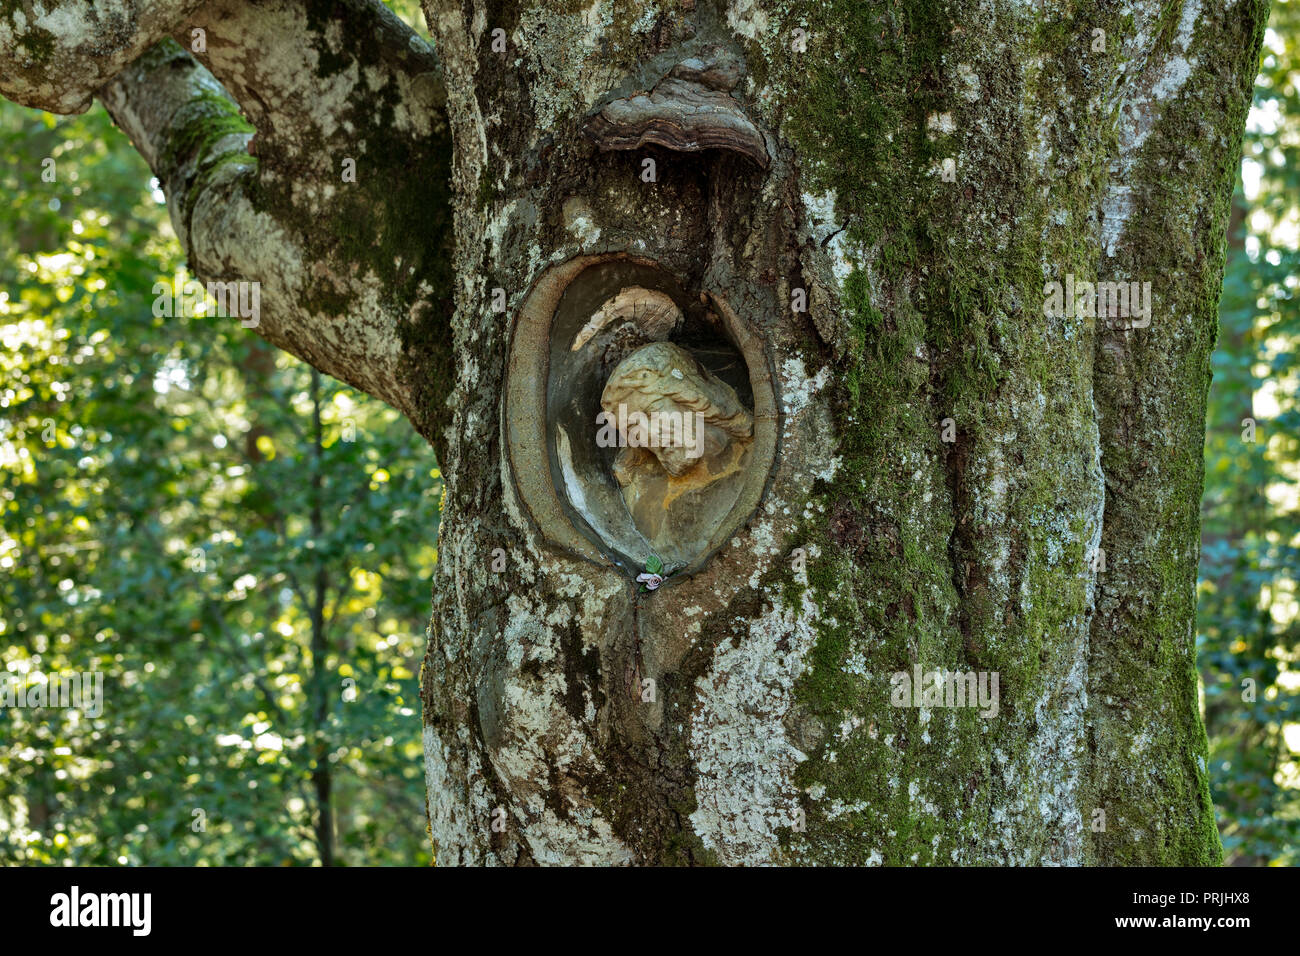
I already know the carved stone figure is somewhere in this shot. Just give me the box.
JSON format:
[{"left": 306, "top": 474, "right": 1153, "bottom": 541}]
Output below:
[
  {"left": 599, "top": 341, "right": 754, "bottom": 559},
  {"left": 573, "top": 286, "right": 682, "bottom": 354}
]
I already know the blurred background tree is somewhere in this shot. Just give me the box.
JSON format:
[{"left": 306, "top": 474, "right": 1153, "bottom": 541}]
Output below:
[
  {"left": 0, "top": 1, "right": 440, "bottom": 866},
  {"left": 1199, "top": 0, "right": 1300, "bottom": 867}
]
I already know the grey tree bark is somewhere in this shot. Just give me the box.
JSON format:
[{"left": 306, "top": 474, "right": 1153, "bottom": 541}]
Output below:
[{"left": 0, "top": 0, "right": 1268, "bottom": 865}]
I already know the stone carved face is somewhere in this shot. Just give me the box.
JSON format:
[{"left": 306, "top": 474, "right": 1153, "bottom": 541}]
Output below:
[
  {"left": 598, "top": 341, "right": 755, "bottom": 565},
  {"left": 601, "top": 340, "right": 752, "bottom": 479}
]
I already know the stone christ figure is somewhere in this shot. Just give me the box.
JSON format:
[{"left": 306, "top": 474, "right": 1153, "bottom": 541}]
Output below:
[{"left": 599, "top": 341, "right": 754, "bottom": 559}]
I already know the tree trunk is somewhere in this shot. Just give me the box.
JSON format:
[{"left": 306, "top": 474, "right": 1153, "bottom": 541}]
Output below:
[
  {"left": 0, "top": 0, "right": 1267, "bottom": 865},
  {"left": 418, "top": 0, "right": 1266, "bottom": 866}
]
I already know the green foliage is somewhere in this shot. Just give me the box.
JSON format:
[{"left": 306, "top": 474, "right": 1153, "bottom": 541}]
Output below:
[
  {"left": 0, "top": 94, "right": 439, "bottom": 865},
  {"left": 1200, "top": 0, "right": 1300, "bottom": 866}
]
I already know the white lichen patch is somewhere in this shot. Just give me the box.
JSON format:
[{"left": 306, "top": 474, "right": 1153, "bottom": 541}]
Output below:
[
  {"left": 727, "top": 0, "right": 770, "bottom": 40},
  {"left": 956, "top": 63, "right": 981, "bottom": 103},
  {"left": 779, "top": 356, "right": 831, "bottom": 419},
  {"left": 630, "top": 4, "right": 661, "bottom": 34},
  {"left": 555, "top": 570, "right": 624, "bottom": 640},
  {"left": 485, "top": 592, "right": 634, "bottom": 864},
  {"left": 926, "top": 112, "right": 956, "bottom": 135},
  {"left": 1101, "top": 0, "right": 1204, "bottom": 257},
  {"left": 516, "top": 1, "right": 617, "bottom": 131},
  {"left": 802, "top": 188, "right": 853, "bottom": 285},
  {"left": 423, "top": 722, "right": 490, "bottom": 866},
  {"left": 562, "top": 196, "right": 601, "bottom": 247},
  {"left": 689, "top": 598, "right": 821, "bottom": 864},
  {"left": 520, "top": 809, "right": 633, "bottom": 866}
]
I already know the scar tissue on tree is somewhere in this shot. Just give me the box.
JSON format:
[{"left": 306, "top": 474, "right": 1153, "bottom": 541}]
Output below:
[
  {"left": 503, "top": 52, "right": 779, "bottom": 585},
  {"left": 505, "top": 256, "right": 777, "bottom": 581}
]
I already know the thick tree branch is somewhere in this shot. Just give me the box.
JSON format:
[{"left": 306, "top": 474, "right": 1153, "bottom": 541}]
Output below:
[
  {"left": 3, "top": 0, "right": 456, "bottom": 443},
  {"left": 185, "top": 0, "right": 444, "bottom": 164},
  {"left": 99, "top": 42, "right": 424, "bottom": 416},
  {"left": 0, "top": 0, "right": 205, "bottom": 113},
  {"left": 172, "top": 0, "right": 457, "bottom": 447}
]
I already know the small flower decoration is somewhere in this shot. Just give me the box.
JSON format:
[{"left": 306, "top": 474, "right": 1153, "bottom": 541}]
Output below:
[{"left": 637, "top": 555, "right": 665, "bottom": 591}]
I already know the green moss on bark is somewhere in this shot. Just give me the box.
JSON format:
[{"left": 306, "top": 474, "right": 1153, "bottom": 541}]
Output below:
[
  {"left": 1082, "top": 0, "right": 1268, "bottom": 867},
  {"left": 730, "top": 0, "right": 1262, "bottom": 864}
]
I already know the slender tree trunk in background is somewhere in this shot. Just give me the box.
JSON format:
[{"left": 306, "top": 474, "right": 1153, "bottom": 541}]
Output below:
[
  {"left": 1201, "top": 188, "right": 1263, "bottom": 868},
  {"left": 308, "top": 369, "right": 335, "bottom": 867},
  {"left": 240, "top": 336, "right": 278, "bottom": 465},
  {"left": 1201, "top": 191, "right": 1250, "bottom": 595},
  {"left": 0, "top": 0, "right": 1267, "bottom": 865}
]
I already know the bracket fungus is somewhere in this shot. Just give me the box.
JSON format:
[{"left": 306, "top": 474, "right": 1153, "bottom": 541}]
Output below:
[
  {"left": 584, "top": 50, "right": 771, "bottom": 169},
  {"left": 504, "top": 256, "right": 778, "bottom": 582}
]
